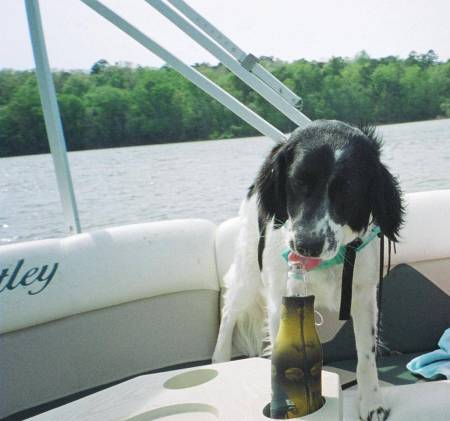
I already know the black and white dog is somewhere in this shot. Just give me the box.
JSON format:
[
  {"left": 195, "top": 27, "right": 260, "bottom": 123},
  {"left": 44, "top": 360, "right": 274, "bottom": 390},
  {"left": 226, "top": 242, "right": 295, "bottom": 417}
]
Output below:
[{"left": 212, "top": 120, "right": 403, "bottom": 421}]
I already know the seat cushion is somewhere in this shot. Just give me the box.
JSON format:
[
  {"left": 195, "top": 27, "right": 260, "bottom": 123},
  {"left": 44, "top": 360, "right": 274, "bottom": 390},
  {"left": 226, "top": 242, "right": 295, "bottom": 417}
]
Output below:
[
  {"left": 379, "top": 263, "right": 450, "bottom": 355},
  {"left": 321, "top": 263, "right": 450, "bottom": 366},
  {"left": 0, "top": 219, "right": 219, "bottom": 334}
]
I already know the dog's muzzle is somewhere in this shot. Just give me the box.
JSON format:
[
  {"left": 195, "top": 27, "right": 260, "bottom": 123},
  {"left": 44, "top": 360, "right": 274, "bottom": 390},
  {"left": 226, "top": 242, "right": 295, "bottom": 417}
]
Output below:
[{"left": 288, "top": 252, "right": 322, "bottom": 271}]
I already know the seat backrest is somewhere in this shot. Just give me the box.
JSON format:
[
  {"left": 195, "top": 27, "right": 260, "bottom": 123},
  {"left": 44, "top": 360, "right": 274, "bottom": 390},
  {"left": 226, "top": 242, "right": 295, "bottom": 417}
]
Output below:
[
  {"left": 214, "top": 190, "right": 450, "bottom": 360},
  {"left": 0, "top": 219, "right": 220, "bottom": 418}
]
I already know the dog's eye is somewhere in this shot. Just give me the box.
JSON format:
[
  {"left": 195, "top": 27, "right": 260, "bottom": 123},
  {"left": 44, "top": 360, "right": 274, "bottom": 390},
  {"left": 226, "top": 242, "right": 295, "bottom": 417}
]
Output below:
[{"left": 292, "top": 178, "right": 309, "bottom": 192}]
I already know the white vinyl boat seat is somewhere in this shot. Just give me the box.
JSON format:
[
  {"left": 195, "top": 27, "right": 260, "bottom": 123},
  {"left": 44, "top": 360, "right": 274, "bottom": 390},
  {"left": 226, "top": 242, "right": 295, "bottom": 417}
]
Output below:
[
  {"left": 0, "top": 219, "right": 221, "bottom": 419},
  {"left": 1, "top": 190, "right": 450, "bottom": 419},
  {"left": 214, "top": 191, "right": 450, "bottom": 388}
]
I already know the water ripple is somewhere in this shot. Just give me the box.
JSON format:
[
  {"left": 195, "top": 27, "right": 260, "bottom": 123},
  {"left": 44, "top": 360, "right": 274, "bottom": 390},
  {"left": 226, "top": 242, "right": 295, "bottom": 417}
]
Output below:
[{"left": 1, "top": 119, "right": 450, "bottom": 245}]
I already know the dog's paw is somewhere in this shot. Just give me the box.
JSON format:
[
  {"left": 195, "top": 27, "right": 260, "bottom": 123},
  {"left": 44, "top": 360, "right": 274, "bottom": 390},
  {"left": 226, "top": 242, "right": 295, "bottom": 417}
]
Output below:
[
  {"left": 359, "top": 405, "right": 391, "bottom": 421},
  {"left": 358, "top": 388, "right": 391, "bottom": 421}
]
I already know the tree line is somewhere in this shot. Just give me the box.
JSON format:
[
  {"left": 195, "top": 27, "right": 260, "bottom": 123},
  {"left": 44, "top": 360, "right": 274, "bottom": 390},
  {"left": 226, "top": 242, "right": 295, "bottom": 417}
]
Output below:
[{"left": 0, "top": 50, "right": 449, "bottom": 157}]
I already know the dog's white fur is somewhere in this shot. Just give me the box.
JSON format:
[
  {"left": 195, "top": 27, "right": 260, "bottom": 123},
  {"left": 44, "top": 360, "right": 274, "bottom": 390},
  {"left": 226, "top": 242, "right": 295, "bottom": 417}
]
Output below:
[{"left": 213, "top": 194, "right": 386, "bottom": 420}]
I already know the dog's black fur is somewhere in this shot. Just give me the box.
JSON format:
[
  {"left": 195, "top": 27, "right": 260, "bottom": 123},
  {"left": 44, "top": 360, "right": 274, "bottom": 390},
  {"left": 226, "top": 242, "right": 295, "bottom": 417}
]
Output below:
[
  {"left": 251, "top": 120, "right": 404, "bottom": 265},
  {"left": 213, "top": 120, "right": 404, "bottom": 420}
]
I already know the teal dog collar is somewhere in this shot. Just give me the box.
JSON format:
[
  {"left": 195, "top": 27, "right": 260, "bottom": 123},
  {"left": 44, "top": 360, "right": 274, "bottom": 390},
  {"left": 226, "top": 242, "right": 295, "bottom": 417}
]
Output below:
[
  {"left": 282, "top": 225, "right": 382, "bottom": 321},
  {"left": 281, "top": 226, "right": 381, "bottom": 271}
]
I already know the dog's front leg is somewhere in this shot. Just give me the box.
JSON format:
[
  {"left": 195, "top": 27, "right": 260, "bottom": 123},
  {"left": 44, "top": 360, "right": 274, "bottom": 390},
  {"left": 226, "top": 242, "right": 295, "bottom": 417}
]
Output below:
[{"left": 352, "top": 287, "right": 390, "bottom": 421}]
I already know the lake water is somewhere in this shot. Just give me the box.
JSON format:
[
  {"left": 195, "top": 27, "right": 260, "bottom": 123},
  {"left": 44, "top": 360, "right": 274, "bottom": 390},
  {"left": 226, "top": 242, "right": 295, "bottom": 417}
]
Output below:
[{"left": 1, "top": 118, "right": 450, "bottom": 245}]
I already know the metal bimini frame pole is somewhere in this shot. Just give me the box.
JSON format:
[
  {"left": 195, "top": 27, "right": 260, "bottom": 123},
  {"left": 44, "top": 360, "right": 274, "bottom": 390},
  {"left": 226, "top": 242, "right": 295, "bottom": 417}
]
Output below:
[
  {"left": 25, "top": 0, "right": 81, "bottom": 235},
  {"left": 81, "top": 0, "right": 287, "bottom": 143},
  {"left": 25, "top": 0, "right": 310, "bottom": 236},
  {"left": 167, "top": 0, "right": 307, "bottom": 113},
  {"left": 145, "top": 0, "right": 310, "bottom": 128}
]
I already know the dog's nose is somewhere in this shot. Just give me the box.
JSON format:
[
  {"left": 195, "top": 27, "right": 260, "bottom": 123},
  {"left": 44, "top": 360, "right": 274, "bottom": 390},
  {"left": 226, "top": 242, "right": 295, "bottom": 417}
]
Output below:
[{"left": 295, "top": 237, "right": 324, "bottom": 257}]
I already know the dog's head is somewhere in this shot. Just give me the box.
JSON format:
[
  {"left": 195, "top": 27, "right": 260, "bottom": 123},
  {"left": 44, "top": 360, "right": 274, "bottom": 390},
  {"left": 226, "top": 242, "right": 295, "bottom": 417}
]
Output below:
[{"left": 255, "top": 120, "right": 404, "bottom": 259}]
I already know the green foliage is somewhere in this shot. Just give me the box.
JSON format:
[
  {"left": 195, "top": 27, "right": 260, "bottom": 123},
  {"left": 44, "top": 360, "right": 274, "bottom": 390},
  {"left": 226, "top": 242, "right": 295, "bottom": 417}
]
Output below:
[
  {"left": 58, "top": 94, "right": 86, "bottom": 150},
  {"left": 0, "top": 77, "right": 47, "bottom": 156},
  {"left": 0, "top": 51, "right": 449, "bottom": 157},
  {"left": 84, "top": 85, "right": 130, "bottom": 149}
]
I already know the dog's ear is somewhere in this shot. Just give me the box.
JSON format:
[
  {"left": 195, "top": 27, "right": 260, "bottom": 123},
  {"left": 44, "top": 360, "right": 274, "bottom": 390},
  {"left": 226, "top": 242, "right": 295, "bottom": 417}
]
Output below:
[
  {"left": 371, "top": 162, "right": 404, "bottom": 242},
  {"left": 254, "top": 142, "right": 288, "bottom": 228}
]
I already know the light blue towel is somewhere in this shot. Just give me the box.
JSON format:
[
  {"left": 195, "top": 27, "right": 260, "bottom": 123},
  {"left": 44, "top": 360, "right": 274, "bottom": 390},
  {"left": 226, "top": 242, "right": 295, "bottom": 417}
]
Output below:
[{"left": 407, "top": 328, "right": 450, "bottom": 380}]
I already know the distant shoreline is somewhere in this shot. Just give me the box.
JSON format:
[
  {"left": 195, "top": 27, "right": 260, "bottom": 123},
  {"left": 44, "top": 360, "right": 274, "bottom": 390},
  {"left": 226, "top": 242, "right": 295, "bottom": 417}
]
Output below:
[
  {"left": 2, "top": 53, "right": 449, "bottom": 158},
  {"left": 2, "top": 117, "right": 449, "bottom": 160},
  {"left": 3, "top": 118, "right": 450, "bottom": 245}
]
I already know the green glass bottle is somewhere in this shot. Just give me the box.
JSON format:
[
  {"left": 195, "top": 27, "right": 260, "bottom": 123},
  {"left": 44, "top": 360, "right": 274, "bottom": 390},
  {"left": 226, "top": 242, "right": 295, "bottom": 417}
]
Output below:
[{"left": 270, "top": 295, "right": 324, "bottom": 419}]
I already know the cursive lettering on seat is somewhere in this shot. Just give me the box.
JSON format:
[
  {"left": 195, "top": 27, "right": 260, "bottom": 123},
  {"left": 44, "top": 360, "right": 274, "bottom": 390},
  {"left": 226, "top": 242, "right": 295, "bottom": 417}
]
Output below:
[{"left": 0, "top": 259, "right": 59, "bottom": 295}]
